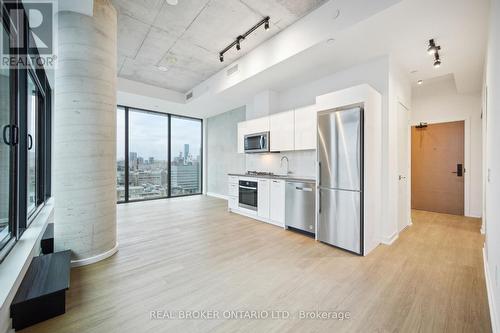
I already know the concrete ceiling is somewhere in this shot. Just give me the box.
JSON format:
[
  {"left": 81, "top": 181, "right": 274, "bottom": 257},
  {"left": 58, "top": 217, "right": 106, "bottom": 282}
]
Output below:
[{"left": 113, "top": 0, "right": 328, "bottom": 93}]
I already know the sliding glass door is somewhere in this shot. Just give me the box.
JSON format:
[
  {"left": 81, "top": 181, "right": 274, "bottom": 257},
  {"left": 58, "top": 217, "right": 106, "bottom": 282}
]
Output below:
[
  {"left": 116, "top": 106, "right": 202, "bottom": 203},
  {"left": 0, "top": 49, "right": 12, "bottom": 251}
]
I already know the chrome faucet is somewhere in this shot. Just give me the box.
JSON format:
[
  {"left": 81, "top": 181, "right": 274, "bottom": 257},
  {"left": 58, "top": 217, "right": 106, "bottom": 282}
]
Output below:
[{"left": 280, "top": 156, "right": 290, "bottom": 175}]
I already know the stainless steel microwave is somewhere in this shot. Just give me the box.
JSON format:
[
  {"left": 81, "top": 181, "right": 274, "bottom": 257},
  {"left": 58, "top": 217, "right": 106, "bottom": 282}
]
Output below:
[{"left": 244, "top": 132, "right": 270, "bottom": 153}]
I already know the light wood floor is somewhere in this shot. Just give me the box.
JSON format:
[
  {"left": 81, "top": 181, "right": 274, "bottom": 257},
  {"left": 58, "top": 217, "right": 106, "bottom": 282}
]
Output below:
[{"left": 21, "top": 196, "right": 491, "bottom": 332}]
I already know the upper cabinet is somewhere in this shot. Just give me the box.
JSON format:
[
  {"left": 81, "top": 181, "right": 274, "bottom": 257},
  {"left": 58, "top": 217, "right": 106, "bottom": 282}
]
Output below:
[
  {"left": 237, "top": 105, "right": 318, "bottom": 153},
  {"left": 270, "top": 110, "right": 294, "bottom": 152},
  {"left": 294, "top": 105, "right": 317, "bottom": 150}
]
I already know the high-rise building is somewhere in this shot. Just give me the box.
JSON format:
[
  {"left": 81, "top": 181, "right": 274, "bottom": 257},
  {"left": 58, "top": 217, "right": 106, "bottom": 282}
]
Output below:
[{"left": 184, "top": 144, "right": 189, "bottom": 161}]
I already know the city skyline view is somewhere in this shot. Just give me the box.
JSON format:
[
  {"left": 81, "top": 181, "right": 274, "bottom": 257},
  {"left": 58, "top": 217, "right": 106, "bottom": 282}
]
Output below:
[
  {"left": 117, "top": 110, "right": 201, "bottom": 161},
  {"left": 116, "top": 107, "right": 202, "bottom": 202}
]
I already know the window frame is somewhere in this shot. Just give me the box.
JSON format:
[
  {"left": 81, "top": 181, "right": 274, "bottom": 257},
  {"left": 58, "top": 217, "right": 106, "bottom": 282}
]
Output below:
[
  {"left": 0, "top": 0, "right": 52, "bottom": 262},
  {"left": 117, "top": 105, "right": 203, "bottom": 204}
]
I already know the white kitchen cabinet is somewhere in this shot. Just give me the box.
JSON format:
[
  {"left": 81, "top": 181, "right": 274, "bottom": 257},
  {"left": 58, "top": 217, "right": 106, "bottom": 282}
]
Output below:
[
  {"left": 228, "top": 196, "right": 238, "bottom": 210},
  {"left": 246, "top": 117, "right": 269, "bottom": 134},
  {"left": 270, "top": 179, "right": 286, "bottom": 225},
  {"left": 257, "top": 178, "right": 270, "bottom": 219},
  {"left": 270, "top": 110, "right": 294, "bottom": 152},
  {"left": 228, "top": 182, "right": 238, "bottom": 197},
  {"left": 294, "top": 104, "right": 317, "bottom": 150},
  {"left": 228, "top": 176, "right": 239, "bottom": 211}
]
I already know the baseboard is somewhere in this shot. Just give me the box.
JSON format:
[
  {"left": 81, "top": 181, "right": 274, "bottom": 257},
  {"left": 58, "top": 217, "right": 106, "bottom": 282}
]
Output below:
[
  {"left": 483, "top": 247, "right": 499, "bottom": 333},
  {"left": 206, "top": 192, "right": 228, "bottom": 200},
  {"left": 71, "top": 243, "right": 119, "bottom": 268},
  {"left": 380, "top": 231, "right": 399, "bottom": 245},
  {"left": 467, "top": 211, "right": 483, "bottom": 219}
]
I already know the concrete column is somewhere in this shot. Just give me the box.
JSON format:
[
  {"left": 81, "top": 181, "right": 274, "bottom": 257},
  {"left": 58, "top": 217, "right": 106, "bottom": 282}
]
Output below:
[{"left": 54, "top": 0, "right": 118, "bottom": 265}]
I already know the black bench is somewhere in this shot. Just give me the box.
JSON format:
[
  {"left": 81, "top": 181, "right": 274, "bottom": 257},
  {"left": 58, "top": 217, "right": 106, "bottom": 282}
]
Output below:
[
  {"left": 41, "top": 223, "right": 54, "bottom": 254},
  {"left": 10, "top": 250, "right": 71, "bottom": 331}
]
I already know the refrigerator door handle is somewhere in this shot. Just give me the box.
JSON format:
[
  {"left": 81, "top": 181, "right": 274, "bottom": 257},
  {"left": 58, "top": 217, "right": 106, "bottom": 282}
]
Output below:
[
  {"left": 318, "top": 161, "right": 321, "bottom": 186},
  {"left": 318, "top": 190, "right": 321, "bottom": 214}
]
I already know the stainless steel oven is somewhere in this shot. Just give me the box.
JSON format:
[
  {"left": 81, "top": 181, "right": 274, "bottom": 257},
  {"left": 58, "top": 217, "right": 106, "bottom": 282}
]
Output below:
[
  {"left": 239, "top": 180, "right": 258, "bottom": 211},
  {"left": 244, "top": 132, "right": 269, "bottom": 153}
]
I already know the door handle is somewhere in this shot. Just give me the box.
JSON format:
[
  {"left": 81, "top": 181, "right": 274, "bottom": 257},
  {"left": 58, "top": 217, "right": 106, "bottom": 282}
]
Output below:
[
  {"left": 28, "top": 134, "right": 33, "bottom": 150},
  {"left": 2, "top": 125, "right": 18, "bottom": 146},
  {"left": 2, "top": 125, "right": 10, "bottom": 145},
  {"left": 452, "top": 164, "right": 463, "bottom": 177}
]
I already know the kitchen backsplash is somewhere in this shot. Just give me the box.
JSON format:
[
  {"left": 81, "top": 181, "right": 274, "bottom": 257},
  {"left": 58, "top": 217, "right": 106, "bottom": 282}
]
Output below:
[{"left": 245, "top": 150, "right": 316, "bottom": 178}]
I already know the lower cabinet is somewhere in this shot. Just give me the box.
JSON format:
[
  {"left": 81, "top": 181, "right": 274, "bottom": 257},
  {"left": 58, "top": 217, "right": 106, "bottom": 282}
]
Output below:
[
  {"left": 228, "top": 196, "right": 238, "bottom": 210},
  {"left": 270, "top": 180, "right": 285, "bottom": 225},
  {"left": 227, "top": 176, "right": 285, "bottom": 228},
  {"left": 257, "top": 179, "right": 270, "bottom": 219},
  {"left": 228, "top": 177, "right": 239, "bottom": 211}
]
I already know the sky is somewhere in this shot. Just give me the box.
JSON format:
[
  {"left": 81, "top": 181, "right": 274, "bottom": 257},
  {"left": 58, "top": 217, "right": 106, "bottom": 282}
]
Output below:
[{"left": 117, "top": 108, "right": 201, "bottom": 161}]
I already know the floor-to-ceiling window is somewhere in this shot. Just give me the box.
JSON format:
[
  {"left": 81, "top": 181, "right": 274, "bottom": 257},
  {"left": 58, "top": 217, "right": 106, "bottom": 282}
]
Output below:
[
  {"left": 170, "top": 116, "right": 202, "bottom": 196},
  {"left": 26, "top": 74, "right": 38, "bottom": 215},
  {"left": 116, "top": 107, "right": 126, "bottom": 202},
  {"left": 0, "top": 31, "right": 12, "bottom": 251},
  {"left": 128, "top": 109, "right": 169, "bottom": 201},
  {"left": 116, "top": 106, "right": 202, "bottom": 203},
  {"left": 0, "top": 1, "right": 52, "bottom": 259}
]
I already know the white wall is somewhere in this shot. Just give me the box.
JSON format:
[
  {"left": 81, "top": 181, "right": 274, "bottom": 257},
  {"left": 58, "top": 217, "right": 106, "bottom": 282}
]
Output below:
[
  {"left": 412, "top": 75, "right": 483, "bottom": 218},
  {"left": 484, "top": 0, "right": 500, "bottom": 331},
  {"left": 388, "top": 58, "right": 412, "bottom": 240}
]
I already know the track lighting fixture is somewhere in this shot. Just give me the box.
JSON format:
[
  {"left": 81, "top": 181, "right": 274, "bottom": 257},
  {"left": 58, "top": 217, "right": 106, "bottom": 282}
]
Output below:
[
  {"left": 427, "top": 39, "right": 441, "bottom": 55},
  {"left": 417, "top": 80, "right": 423, "bottom": 85},
  {"left": 236, "top": 36, "right": 243, "bottom": 51},
  {"left": 426, "top": 38, "right": 442, "bottom": 68},
  {"left": 218, "top": 16, "right": 270, "bottom": 62},
  {"left": 433, "top": 53, "right": 441, "bottom": 68}
]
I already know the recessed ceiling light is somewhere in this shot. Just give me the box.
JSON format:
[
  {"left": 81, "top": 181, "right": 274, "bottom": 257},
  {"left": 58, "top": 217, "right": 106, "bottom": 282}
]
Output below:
[
  {"left": 166, "top": 56, "right": 177, "bottom": 64},
  {"left": 327, "top": 38, "right": 335, "bottom": 44},
  {"left": 410, "top": 70, "right": 418, "bottom": 74},
  {"left": 157, "top": 66, "right": 168, "bottom": 72},
  {"left": 417, "top": 80, "right": 423, "bottom": 85},
  {"left": 166, "top": 0, "right": 178, "bottom": 5}
]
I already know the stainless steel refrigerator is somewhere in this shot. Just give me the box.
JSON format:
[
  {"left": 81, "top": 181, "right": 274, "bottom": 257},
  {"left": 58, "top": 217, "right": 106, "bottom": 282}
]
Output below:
[{"left": 317, "top": 106, "right": 364, "bottom": 255}]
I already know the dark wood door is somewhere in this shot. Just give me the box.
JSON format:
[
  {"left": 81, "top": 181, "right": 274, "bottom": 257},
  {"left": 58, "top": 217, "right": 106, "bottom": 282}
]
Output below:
[{"left": 411, "top": 121, "right": 464, "bottom": 215}]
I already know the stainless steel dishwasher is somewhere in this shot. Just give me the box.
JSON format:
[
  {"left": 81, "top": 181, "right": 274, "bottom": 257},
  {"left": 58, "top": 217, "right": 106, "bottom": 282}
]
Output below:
[{"left": 285, "top": 181, "right": 316, "bottom": 234}]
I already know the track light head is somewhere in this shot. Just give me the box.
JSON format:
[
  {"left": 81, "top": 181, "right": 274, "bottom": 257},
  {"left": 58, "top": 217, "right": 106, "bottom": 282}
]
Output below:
[
  {"left": 433, "top": 53, "right": 441, "bottom": 68},
  {"left": 427, "top": 39, "right": 441, "bottom": 55},
  {"left": 265, "top": 21, "right": 270, "bottom": 30},
  {"left": 236, "top": 36, "right": 243, "bottom": 51},
  {"left": 219, "top": 53, "right": 224, "bottom": 62}
]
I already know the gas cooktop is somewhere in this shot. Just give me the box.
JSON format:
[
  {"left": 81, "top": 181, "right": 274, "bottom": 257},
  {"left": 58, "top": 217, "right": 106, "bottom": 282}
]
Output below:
[{"left": 246, "top": 171, "right": 274, "bottom": 176}]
